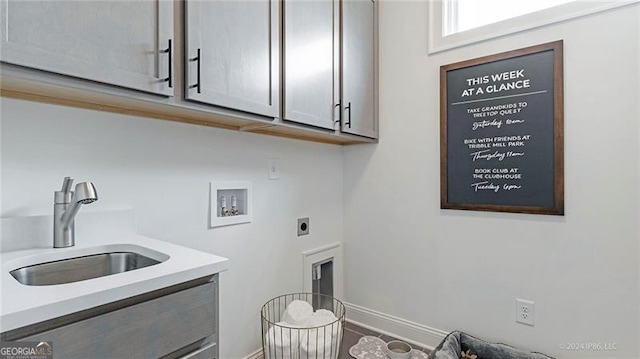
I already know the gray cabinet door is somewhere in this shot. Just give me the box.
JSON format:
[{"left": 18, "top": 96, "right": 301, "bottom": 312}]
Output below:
[
  {"left": 0, "top": 0, "right": 173, "bottom": 96},
  {"left": 19, "top": 281, "right": 217, "bottom": 359},
  {"left": 185, "top": 0, "right": 279, "bottom": 118},
  {"left": 283, "top": 0, "right": 339, "bottom": 130},
  {"left": 341, "top": 0, "right": 377, "bottom": 138}
]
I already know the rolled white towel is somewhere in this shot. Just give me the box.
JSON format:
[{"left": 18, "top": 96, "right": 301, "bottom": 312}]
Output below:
[
  {"left": 298, "top": 324, "right": 342, "bottom": 359},
  {"left": 308, "top": 309, "right": 338, "bottom": 327},
  {"left": 299, "top": 311, "right": 342, "bottom": 359},
  {"left": 281, "top": 300, "right": 314, "bottom": 327},
  {"left": 264, "top": 322, "right": 300, "bottom": 359}
]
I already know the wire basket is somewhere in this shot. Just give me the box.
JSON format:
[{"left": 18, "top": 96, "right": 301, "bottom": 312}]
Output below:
[{"left": 261, "top": 293, "right": 346, "bottom": 359}]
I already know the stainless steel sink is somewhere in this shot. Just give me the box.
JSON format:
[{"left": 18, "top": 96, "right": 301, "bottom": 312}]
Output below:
[{"left": 10, "top": 252, "right": 163, "bottom": 286}]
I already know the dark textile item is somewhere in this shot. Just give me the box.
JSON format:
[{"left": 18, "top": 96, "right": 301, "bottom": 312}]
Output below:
[{"left": 428, "top": 331, "right": 555, "bottom": 359}]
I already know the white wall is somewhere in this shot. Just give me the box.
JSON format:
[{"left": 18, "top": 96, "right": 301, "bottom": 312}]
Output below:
[
  {"left": 0, "top": 97, "right": 344, "bottom": 358},
  {"left": 2, "top": 3, "right": 639, "bottom": 358},
  {"left": 343, "top": 2, "right": 639, "bottom": 359}
]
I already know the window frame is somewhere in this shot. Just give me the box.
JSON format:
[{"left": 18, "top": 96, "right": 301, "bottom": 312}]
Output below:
[{"left": 428, "top": 0, "right": 639, "bottom": 54}]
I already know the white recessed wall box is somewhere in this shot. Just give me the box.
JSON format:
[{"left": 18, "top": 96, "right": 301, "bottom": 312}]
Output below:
[{"left": 210, "top": 181, "right": 252, "bottom": 228}]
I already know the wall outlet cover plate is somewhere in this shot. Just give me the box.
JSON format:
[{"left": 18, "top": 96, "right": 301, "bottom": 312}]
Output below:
[
  {"left": 516, "top": 298, "right": 535, "bottom": 326},
  {"left": 268, "top": 158, "right": 280, "bottom": 180},
  {"left": 297, "top": 217, "right": 309, "bottom": 236}
]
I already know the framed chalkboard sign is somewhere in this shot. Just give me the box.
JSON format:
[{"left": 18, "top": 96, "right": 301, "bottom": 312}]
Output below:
[{"left": 440, "top": 41, "right": 564, "bottom": 215}]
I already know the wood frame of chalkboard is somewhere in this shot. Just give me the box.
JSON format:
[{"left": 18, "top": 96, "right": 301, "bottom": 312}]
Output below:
[{"left": 440, "top": 41, "right": 564, "bottom": 215}]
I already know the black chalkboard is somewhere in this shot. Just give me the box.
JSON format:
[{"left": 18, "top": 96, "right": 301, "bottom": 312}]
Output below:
[{"left": 440, "top": 41, "right": 564, "bottom": 215}]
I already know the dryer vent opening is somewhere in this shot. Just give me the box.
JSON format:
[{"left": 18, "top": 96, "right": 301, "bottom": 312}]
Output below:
[
  {"left": 312, "top": 259, "right": 333, "bottom": 311},
  {"left": 302, "top": 242, "right": 343, "bottom": 303}
]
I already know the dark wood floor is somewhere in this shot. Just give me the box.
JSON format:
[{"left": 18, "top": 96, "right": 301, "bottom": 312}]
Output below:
[{"left": 340, "top": 321, "right": 430, "bottom": 359}]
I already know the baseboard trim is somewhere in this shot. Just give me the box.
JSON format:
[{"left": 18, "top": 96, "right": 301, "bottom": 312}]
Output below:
[
  {"left": 344, "top": 302, "right": 448, "bottom": 350},
  {"left": 243, "top": 348, "right": 263, "bottom": 359},
  {"left": 244, "top": 303, "right": 448, "bottom": 358}
]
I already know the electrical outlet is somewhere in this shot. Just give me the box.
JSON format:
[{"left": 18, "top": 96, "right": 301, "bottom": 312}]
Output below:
[
  {"left": 297, "top": 217, "right": 309, "bottom": 236},
  {"left": 516, "top": 298, "right": 535, "bottom": 326}
]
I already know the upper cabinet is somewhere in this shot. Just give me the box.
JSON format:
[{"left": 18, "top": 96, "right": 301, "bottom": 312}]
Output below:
[
  {"left": 282, "top": 0, "right": 377, "bottom": 138},
  {"left": 0, "top": 0, "right": 378, "bottom": 144},
  {"left": 341, "top": 0, "right": 377, "bottom": 138},
  {"left": 0, "top": 0, "right": 174, "bottom": 96},
  {"left": 282, "top": 0, "right": 339, "bottom": 130},
  {"left": 184, "top": 0, "right": 280, "bottom": 118}
]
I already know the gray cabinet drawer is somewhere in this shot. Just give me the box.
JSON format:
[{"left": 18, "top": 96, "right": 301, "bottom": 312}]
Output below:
[
  {"left": 180, "top": 342, "right": 217, "bottom": 359},
  {"left": 21, "top": 281, "right": 216, "bottom": 359}
]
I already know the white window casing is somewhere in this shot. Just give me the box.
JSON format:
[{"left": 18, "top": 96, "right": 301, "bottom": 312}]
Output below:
[{"left": 428, "top": 0, "right": 639, "bottom": 54}]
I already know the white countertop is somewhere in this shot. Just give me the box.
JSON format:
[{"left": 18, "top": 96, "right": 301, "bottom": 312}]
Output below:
[{"left": 0, "top": 232, "right": 229, "bottom": 333}]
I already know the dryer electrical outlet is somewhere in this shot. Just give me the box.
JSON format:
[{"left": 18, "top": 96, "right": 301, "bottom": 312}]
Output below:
[{"left": 297, "top": 217, "right": 309, "bottom": 236}]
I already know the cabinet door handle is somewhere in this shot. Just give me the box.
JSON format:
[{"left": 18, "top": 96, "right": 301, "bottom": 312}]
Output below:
[
  {"left": 189, "top": 48, "right": 201, "bottom": 94},
  {"left": 161, "top": 39, "right": 173, "bottom": 88},
  {"left": 344, "top": 102, "right": 352, "bottom": 128},
  {"left": 334, "top": 103, "right": 341, "bottom": 126}
]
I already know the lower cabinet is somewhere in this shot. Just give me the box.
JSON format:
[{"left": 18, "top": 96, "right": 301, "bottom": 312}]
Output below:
[{"left": 2, "top": 277, "right": 218, "bottom": 359}]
